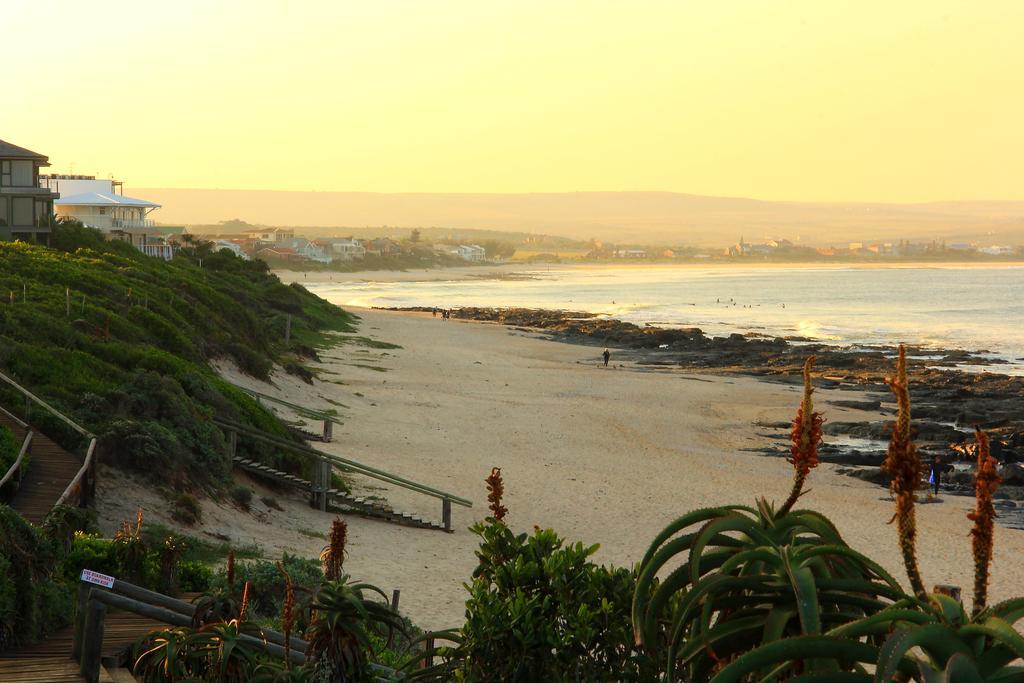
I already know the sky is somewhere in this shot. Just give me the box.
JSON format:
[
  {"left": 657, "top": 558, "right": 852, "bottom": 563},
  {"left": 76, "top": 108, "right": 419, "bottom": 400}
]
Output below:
[{"left": 5, "top": 1, "right": 1023, "bottom": 202}]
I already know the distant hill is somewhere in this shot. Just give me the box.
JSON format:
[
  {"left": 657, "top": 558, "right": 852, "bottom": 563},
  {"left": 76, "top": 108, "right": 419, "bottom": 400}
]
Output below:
[{"left": 136, "top": 189, "right": 1024, "bottom": 247}]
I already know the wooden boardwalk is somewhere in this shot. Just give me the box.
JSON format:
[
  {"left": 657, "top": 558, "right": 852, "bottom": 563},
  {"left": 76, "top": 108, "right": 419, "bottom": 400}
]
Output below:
[
  {"left": 0, "top": 593, "right": 200, "bottom": 682},
  {"left": 0, "top": 411, "right": 83, "bottom": 524}
]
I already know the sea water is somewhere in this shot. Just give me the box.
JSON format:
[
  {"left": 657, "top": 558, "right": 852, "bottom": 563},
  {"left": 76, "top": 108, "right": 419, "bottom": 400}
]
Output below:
[{"left": 305, "top": 264, "right": 1024, "bottom": 374}]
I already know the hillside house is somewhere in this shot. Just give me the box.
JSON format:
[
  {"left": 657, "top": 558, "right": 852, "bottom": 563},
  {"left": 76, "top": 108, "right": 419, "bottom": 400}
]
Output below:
[{"left": 0, "top": 139, "right": 60, "bottom": 243}]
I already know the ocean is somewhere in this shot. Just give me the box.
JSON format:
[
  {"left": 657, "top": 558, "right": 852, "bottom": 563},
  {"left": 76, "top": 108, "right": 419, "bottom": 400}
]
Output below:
[{"left": 304, "top": 264, "right": 1024, "bottom": 375}]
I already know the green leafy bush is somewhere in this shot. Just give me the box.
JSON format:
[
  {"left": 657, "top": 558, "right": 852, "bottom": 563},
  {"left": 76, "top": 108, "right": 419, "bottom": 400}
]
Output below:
[
  {"left": 178, "top": 560, "right": 214, "bottom": 593},
  {"left": 214, "top": 554, "right": 324, "bottom": 624},
  {"left": 0, "top": 426, "right": 19, "bottom": 483},
  {"left": 0, "top": 506, "right": 74, "bottom": 650},
  {"left": 171, "top": 492, "right": 203, "bottom": 525},
  {"left": 409, "top": 520, "right": 654, "bottom": 682},
  {"left": 230, "top": 483, "right": 254, "bottom": 510}
]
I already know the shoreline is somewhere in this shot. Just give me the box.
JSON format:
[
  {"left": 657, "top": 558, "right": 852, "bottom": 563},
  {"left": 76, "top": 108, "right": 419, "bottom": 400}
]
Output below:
[{"left": 274, "top": 260, "right": 1024, "bottom": 285}]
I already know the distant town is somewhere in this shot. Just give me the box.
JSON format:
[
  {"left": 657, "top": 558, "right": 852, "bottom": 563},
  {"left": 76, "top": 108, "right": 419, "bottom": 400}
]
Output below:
[{"left": 2, "top": 142, "right": 1021, "bottom": 270}]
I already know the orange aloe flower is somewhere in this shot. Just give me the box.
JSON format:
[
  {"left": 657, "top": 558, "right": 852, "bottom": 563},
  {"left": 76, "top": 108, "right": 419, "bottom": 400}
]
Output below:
[
  {"left": 968, "top": 428, "right": 1000, "bottom": 614},
  {"left": 779, "top": 356, "right": 823, "bottom": 515},
  {"left": 485, "top": 467, "right": 508, "bottom": 521},
  {"left": 884, "top": 344, "right": 927, "bottom": 598}
]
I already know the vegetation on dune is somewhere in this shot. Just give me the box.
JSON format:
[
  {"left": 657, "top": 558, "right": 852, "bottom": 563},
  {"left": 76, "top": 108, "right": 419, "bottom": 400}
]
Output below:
[{"left": 0, "top": 224, "right": 356, "bottom": 490}]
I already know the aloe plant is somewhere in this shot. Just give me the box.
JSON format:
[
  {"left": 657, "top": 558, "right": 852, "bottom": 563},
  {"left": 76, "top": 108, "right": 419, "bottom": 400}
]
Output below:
[
  {"left": 305, "top": 576, "right": 406, "bottom": 682},
  {"left": 632, "top": 500, "right": 905, "bottom": 680}
]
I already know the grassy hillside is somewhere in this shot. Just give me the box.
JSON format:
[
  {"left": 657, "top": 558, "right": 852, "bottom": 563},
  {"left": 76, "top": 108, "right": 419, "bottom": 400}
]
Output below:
[{"left": 0, "top": 225, "right": 355, "bottom": 491}]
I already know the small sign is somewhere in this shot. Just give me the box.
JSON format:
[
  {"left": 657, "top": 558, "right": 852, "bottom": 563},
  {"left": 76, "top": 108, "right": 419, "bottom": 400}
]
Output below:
[{"left": 81, "top": 569, "right": 115, "bottom": 588}]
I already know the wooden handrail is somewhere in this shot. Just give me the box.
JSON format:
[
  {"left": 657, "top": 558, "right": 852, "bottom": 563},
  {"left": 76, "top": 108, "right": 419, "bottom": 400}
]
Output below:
[
  {"left": 0, "top": 430, "right": 32, "bottom": 490},
  {"left": 0, "top": 370, "right": 95, "bottom": 438},
  {"left": 55, "top": 438, "right": 97, "bottom": 509},
  {"left": 0, "top": 402, "right": 28, "bottom": 429},
  {"left": 215, "top": 417, "right": 472, "bottom": 507},
  {"left": 227, "top": 382, "right": 340, "bottom": 424}
]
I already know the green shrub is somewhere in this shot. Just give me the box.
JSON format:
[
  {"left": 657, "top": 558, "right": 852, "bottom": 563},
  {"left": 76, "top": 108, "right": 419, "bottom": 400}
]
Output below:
[
  {"left": 410, "top": 520, "right": 654, "bottom": 682},
  {"left": 230, "top": 483, "right": 254, "bottom": 510},
  {"left": 0, "top": 506, "right": 73, "bottom": 651},
  {"left": 0, "top": 426, "right": 18, "bottom": 479},
  {"left": 172, "top": 493, "right": 203, "bottom": 526},
  {"left": 178, "top": 560, "right": 214, "bottom": 593},
  {"left": 214, "top": 553, "right": 324, "bottom": 624}
]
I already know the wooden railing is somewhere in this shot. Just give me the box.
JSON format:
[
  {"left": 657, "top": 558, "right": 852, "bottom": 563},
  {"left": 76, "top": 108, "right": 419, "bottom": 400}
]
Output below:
[
  {"left": 227, "top": 382, "right": 338, "bottom": 441},
  {"left": 0, "top": 430, "right": 32, "bottom": 497},
  {"left": 0, "top": 369, "right": 98, "bottom": 510},
  {"left": 73, "top": 573, "right": 405, "bottom": 683},
  {"left": 215, "top": 416, "right": 471, "bottom": 530}
]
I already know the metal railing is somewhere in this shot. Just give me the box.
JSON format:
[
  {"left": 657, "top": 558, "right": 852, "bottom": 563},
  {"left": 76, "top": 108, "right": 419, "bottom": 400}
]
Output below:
[
  {"left": 227, "top": 381, "right": 338, "bottom": 441},
  {"left": 0, "top": 369, "right": 98, "bottom": 510}
]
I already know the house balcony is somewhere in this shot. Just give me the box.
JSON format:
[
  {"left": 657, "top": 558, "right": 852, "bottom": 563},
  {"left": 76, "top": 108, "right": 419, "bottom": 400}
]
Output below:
[{"left": 112, "top": 218, "right": 155, "bottom": 230}]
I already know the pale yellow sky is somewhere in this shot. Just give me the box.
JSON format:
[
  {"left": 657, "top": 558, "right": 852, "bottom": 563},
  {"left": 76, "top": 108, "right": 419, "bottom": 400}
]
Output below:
[{"left": 6, "top": 1, "right": 1022, "bottom": 201}]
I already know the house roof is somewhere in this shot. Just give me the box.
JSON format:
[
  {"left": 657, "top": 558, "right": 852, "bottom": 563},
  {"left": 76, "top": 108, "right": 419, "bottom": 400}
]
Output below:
[
  {"left": 0, "top": 139, "right": 49, "bottom": 162},
  {"left": 55, "top": 192, "right": 161, "bottom": 208}
]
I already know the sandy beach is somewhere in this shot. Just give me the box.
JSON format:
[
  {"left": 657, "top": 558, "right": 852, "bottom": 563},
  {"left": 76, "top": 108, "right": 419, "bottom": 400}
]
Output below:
[{"left": 98, "top": 307, "right": 1024, "bottom": 632}]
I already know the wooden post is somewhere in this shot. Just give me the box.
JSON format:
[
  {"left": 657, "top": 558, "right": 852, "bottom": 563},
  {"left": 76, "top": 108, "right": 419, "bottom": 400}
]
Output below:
[
  {"left": 66, "top": 287, "right": 71, "bottom": 317},
  {"left": 80, "top": 596, "right": 107, "bottom": 683},
  {"left": 934, "top": 584, "right": 962, "bottom": 603},
  {"left": 422, "top": 637, "right": 435, "bottom": 668},
  {"left": 315, "top": 460, "right": 331, "bottom": 511},
  {"left": 284, "top": 314, "right": 292, "bottom": 345},
  {"left": 72, "top": 582, "right": 92, "bottom": 660},
  {"left": 228, "top": 429, "right": 238, "bottom": 459},
  {"left": 391, "top": 589, "right": 401, "bottom": 612},
  {"left": 442, "top": 497, "right": 452, "bottom": 532},
  {"left": 322, "top": 419, "right": 333, "bottom": 442},
  {"left": 82, "top": 294, "right": 86, "bottom": 314}
]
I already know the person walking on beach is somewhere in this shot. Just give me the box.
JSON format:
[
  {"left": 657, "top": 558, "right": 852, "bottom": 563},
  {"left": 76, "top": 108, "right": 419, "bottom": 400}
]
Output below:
[
  {"left": 929, "top": 455, "right": 943, "bottom": 496},
  {"left": 602, "top": 348, "right": 611, "bottom": 366}
]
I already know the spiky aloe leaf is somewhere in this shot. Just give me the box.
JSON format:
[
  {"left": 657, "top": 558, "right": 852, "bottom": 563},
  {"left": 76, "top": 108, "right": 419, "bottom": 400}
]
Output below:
[
  {"left": 637, "top": 506, "right": 753, "bottom": 569},
  {"left": 918, "top": 652, "right": 985, "bottom": 683},
  {"left": 826, "top": 608, "right": 932, "bottom": 639},
  {"left": 706, "top": 636, "right": 884, "bottom": 682},
  {"left": 786, "top": 561, "right": 822, "bottom": 635},
  {"left": 960, "top": 617, "right": 1024, "bottom": 661},
  {"left": 875, "top": 624, "right": 974, "bottom": 682},
  {"left": 689, "top": 514, "right": 773, "bottom": 586}
]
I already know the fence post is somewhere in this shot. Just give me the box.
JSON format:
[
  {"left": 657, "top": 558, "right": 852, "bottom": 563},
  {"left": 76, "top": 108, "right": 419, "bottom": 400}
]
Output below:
[
  {"left": 228, "top": 429, "right": 238, "bottom": 459},
  {"left": 285, "top": 314, "right": 292, "bottom": 345},
  {"left": 312, "top": 460, "right": 330, "bottom": 511},
  {"left": 322, "top": 419, "right": 333, "bottom": 442},
  {"left": 72, "top": 582, "right": 91, "bottom": 660},
  {"left": 391, "top": 588, "right": 401, "bottom": 612},
  {"left": 442, "top": 497, "right": 452, "bottom": 532},
  {"left": 79, "top": 595, "right": 107, "bottom": 683}
]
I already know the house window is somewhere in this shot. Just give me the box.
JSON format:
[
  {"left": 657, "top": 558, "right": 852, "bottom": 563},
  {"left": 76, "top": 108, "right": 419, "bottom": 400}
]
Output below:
[
  {"left": 35, "top": 200, "right": 50, "bottom": 227},
  {"left": 11, "top": 160, "right": 33, "bottom": 186},
  {"left": 12, "top": 198, "right": 33, "bottom": 227},
  {"left": 0, "top": 197, "right": 8, "bottom": 226},
  {"left": 0, "top": 161, "right": 10, "bottom": 187}
]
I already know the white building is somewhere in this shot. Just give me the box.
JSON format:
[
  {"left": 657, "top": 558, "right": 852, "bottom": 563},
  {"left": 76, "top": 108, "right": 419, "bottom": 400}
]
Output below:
[
  {"left": 42, "top": 175, "right": 160, "bottom": 231},
  {"left": 330, "top": 239, "right": 366, "bottom": 260},
  {"left": 458, "top": 244, "right": 486, "bottom": 261},
  {"left": 248, "top": 227, "right": 295, "bottom": 243},
  {"left": 979, "top": 245, "right": 1014, "bottom": 256}
]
